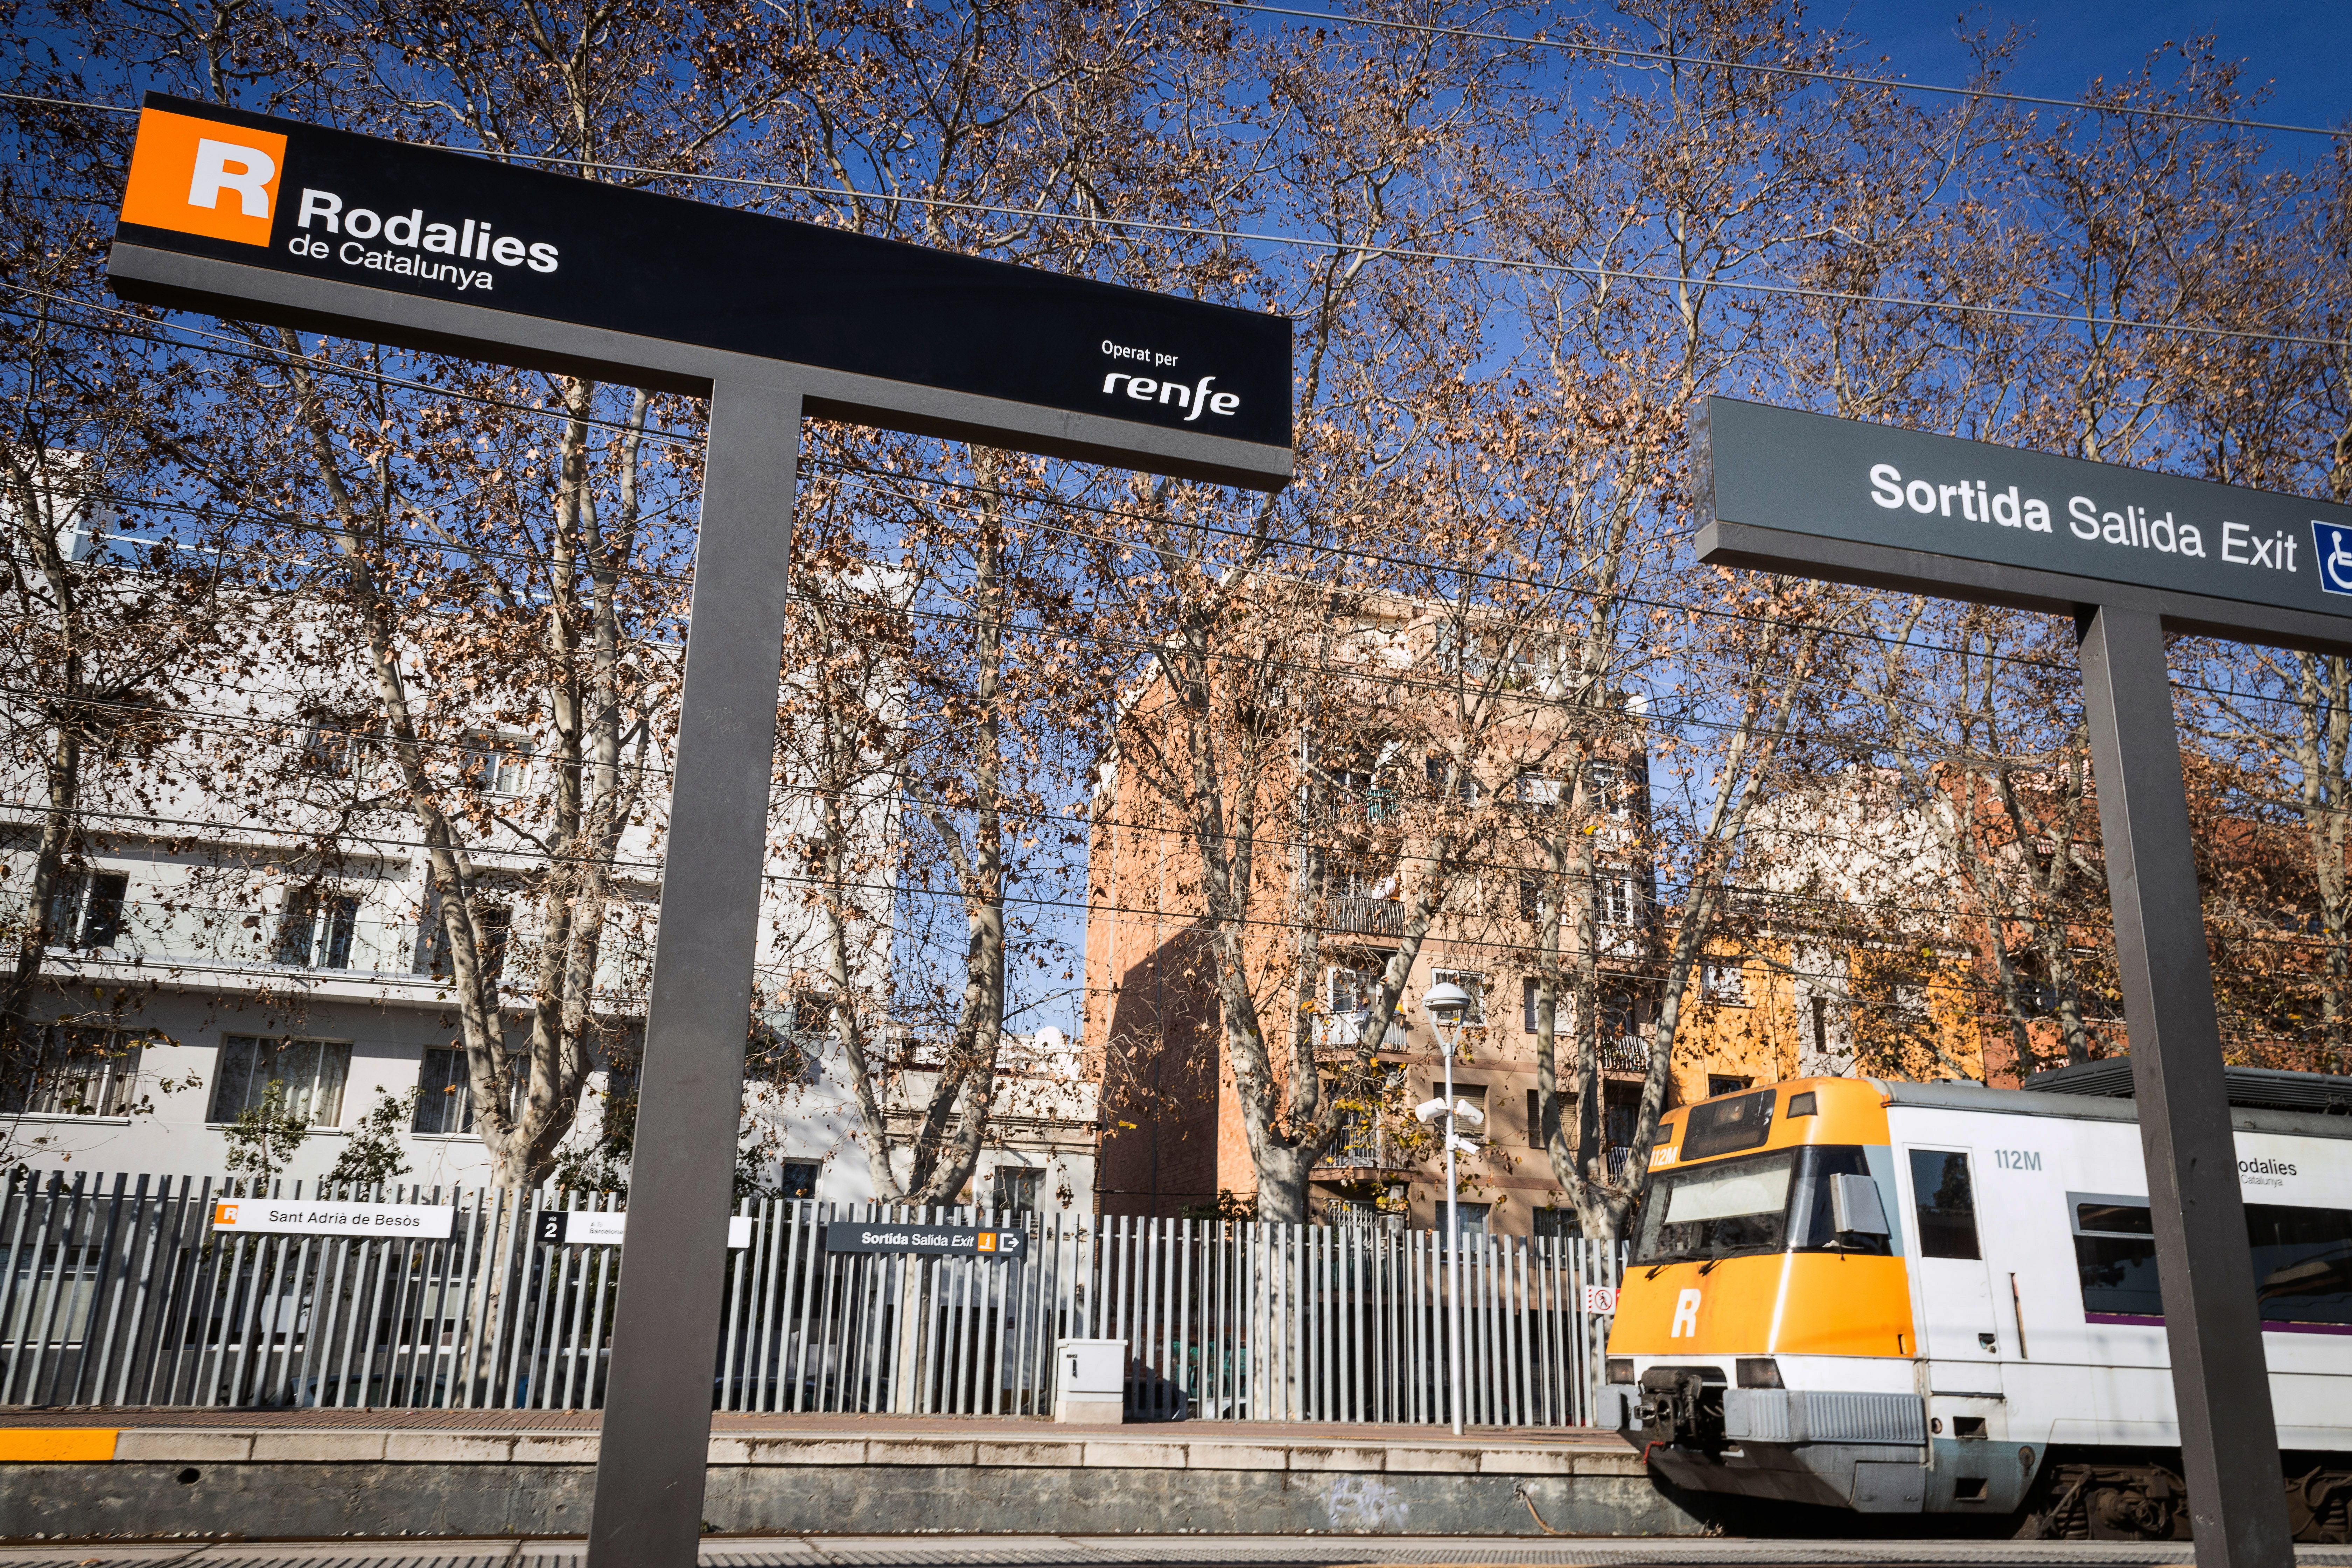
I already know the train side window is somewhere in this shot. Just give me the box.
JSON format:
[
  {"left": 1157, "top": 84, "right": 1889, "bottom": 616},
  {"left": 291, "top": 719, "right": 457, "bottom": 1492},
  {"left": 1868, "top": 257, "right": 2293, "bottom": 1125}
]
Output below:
[
  {"left": 2071, "top": 1197, "right": 2352, "bottom": 1326},
  {"left": 2246, "top": 1203, "right": 2352, "bottom": 1328},
  {"left": 1910, "top": 1149, "right": 1982, "bottom": 1260}
]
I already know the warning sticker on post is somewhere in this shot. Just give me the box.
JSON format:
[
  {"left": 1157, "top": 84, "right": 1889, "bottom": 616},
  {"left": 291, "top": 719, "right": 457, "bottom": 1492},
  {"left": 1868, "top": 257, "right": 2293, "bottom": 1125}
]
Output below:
[
  {"left": 211, "top": 1199, "right": 456, "bottom": 1239},
  {"left": 1582, "top": 1284, "right": 1620, "bottom": 1315},
  {"left": 821, "top": 1223, "right": 1027, "bottom": 1258}
]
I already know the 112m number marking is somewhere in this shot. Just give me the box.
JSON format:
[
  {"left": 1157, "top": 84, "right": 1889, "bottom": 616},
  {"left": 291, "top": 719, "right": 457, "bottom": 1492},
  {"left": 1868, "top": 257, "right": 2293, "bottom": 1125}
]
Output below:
[{"left": 1995, "top": 1149, "right": 2043, "bottom": 1171}]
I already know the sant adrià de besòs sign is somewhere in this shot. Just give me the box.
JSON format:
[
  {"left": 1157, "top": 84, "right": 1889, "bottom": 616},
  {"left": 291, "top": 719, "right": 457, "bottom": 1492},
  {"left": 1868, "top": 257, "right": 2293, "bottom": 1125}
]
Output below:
[{"left": 104, "top": 96, "right": 1292, "bottom": 1568}]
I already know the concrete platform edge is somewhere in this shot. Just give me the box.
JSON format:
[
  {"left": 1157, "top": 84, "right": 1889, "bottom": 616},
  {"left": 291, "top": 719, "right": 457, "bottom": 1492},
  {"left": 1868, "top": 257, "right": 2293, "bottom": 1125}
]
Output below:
[{"left": 0, "top": 1460, "right": 1706, "bottom": 1542}]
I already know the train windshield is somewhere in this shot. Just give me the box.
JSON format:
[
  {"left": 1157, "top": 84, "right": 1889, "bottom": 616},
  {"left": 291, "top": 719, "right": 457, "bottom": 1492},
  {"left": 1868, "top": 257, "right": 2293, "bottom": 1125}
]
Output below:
[{"left": 1635, "top": 1145, "right": 1893, "bottom": 1265}]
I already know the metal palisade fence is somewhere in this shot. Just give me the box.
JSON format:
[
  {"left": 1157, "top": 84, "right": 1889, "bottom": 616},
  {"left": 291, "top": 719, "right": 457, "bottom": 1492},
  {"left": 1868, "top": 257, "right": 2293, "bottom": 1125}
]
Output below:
[{"left": 0, "top": 1173, "right": 1621, "bottom": 1424}]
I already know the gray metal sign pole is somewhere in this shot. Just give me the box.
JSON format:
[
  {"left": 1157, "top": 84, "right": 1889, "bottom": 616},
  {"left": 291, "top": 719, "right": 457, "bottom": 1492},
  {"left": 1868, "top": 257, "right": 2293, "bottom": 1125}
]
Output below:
[
  {"left": 583, "top": 380, "right": 803, "bottom": 1564},
  {"left": 2076, "top": 606, "right": 2293, "bottom": 1566}
]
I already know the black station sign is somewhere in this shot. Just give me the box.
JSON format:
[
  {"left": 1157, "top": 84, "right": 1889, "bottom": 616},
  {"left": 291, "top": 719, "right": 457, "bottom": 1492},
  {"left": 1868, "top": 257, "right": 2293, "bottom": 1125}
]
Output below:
[
  {"left": 821, "top": 1222, "right": 1027, "bottom": 1259},
  {"left": 1698, "top": 398, "right": 2352, "bottom": 622},
  {"left": 106, "top": 93, "right": 1292, "bottom": 463}
]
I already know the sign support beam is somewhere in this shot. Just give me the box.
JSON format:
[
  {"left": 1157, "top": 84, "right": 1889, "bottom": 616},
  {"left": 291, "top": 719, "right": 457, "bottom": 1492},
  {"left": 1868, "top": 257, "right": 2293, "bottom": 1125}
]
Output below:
[
  {"left": 584, "top": 380, "right": 803, "bottom": 1567},
  {"left": 2075, "top": 604, "right": 2294, "bottom": 1567}
]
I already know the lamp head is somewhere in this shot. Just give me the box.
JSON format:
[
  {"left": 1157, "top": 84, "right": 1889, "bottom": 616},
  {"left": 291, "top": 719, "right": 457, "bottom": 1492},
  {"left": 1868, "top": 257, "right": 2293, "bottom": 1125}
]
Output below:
[{"left": 1421, "top": 980, "right": 1472, "bottom": 1022}]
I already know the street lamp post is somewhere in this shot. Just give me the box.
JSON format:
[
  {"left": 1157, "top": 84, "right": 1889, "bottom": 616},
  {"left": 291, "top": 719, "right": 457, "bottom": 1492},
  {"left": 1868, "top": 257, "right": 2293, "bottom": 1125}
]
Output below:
[{"left": 1417, "top": 980, "right": 1478, "bottom": 1436}]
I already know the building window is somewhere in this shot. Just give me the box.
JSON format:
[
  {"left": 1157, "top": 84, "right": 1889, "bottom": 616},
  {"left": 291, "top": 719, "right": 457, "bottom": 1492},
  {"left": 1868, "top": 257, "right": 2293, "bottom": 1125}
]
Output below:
[
  {"left": 1707, "top": 1074, "right": 1751, "bottom": 1099},
  {"left": 1596, "top": 873, "right": 1640, "bottom": 928},
  {"left": 1327, "top": 963, "right": 1383, "bottom": 1017},
  {"left": 465, "top": 734, "right": 534, "bottom": 797},
  {"left": 748, "top": 1002, "right": 824, "bottom": 1088},
  {"left": 1, "top": 1027, "right": 143, "bottom": 1117},
  {"left": 1513, "top": 773, "right": 1563, "bottom": 811},
  {"left": 778, "top": 1161, "right": 819, "bottom": 1201},
  {"left": 1518, "top": 875, "right": 1545, "bottom": 922},
  {"left": 412, "top": 1046, "right": 476, "bottom": 1135},
  {"left": 299, "top": 721, "right": 372, "bottom": 779},
  {"left": 426, "top": 901, "right": 512, "bottom": 983},
  {"left": 1447, "top": 1200, "right": 1490, "bottom": 1236},
  {"left": 1533, "top": 1208, "right": 1579, "bottom": 1240},
  {"left": 1430, "top": 968, "right": 1485, "bottom": 1025},
  {"left": 209, "top": 1036, "right": 350, "bottom": 1127},
  {"left": 274, "top": 889, "right": 358, "bottom": 969},
  {"left": 44, "top": 870, "right": 127, "bottom": 950},
  {"left": 1525, "top": 1087, "right": 1546, "bottom": 1147},
  {"left": 994, "top": 1167, "right": 1043, "bottom": 1213},
  {"left": 1521, "top": 975, "right": 1568, "bottom": 1032},
  {"left": 1424, "top": 756, "right": 1479, "bottom": 804},
  {"left": 1587, "top": 761, "right": 1630, "bottom": 817},
  {"left": 1700, "top": 959, "right": 1747, "bottom": 1006}
]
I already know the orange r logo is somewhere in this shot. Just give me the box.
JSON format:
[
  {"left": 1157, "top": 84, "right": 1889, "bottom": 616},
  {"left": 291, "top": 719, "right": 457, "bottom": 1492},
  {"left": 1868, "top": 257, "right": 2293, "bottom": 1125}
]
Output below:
[{"left": 119, "top": 108, "right": 288, "bottom": 247}]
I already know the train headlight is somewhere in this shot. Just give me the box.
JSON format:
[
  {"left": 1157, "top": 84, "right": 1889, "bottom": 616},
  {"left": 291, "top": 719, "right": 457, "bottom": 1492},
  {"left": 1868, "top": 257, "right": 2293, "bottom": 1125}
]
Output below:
[
  {"left": 1606, "top": 1357, "right": 1634, "bottom": 1385},
  {"left": 1736, "top": 1356, "right": 1784, "bottom": 1388}
]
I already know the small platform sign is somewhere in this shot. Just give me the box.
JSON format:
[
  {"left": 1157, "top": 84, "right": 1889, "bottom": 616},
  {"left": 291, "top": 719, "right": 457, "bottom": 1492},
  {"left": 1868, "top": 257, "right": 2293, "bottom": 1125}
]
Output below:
[
  {"left": 535, "top": 1211, "right": 754, "bottom": 1249},
  {"left": 211, "top": 1199, "right": 455, "bottom": 1239},
  {"left": 821, "top": 1222, "right": 1026, "bottom": 1258},
  {"left": 1582, "top": 1284, "right": 1619, "bottom": 1315}
]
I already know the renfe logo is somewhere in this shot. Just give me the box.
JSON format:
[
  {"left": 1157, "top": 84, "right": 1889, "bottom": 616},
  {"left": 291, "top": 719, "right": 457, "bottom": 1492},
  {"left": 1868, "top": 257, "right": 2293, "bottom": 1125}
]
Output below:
[{"left": 120, "top": 108, "right": 287, "bottom": 247}]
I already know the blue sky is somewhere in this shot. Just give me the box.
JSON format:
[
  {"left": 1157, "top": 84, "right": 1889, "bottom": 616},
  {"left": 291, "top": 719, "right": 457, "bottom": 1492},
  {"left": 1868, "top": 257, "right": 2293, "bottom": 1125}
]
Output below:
[{"left": 1836, "top": 1, "right": 2350, "bottom": 139}]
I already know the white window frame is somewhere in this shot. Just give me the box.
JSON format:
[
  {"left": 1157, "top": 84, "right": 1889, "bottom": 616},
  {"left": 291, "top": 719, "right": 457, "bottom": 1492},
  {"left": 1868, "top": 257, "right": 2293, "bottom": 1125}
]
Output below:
[
  {"left": 208, "top": 1035, "right": 352, "bottom": 1127},
  {"left": 1430, "top": 968, "right": 1487, "bottom": 1025},
  {"left": 465, "top": 733, "right": 536, "bottom": 798},
  {"left": 1596, "top": 872, "right": 1641, "bottom": 929},
  {"left": 2, "top": 1026, "right": 144, "bottom": 1119},
  {"left": 274, "top": 888, "right": 359, "bottom": 969},
  {"left": 1587, "top": 761, "right": 1631, "bottom": 817},
  {"left": 1700, "top": 958, "right": 1748, "bottom": 1006}
]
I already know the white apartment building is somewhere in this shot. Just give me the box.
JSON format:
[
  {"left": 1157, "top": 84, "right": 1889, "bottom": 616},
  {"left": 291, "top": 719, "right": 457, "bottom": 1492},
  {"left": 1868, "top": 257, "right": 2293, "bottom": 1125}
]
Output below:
[
  {"left": 1, "top": 507, "right": 1097, "bottom": 1213},
  {"left": 0, "top": 526, "right": 892, "bottom": 1197}
]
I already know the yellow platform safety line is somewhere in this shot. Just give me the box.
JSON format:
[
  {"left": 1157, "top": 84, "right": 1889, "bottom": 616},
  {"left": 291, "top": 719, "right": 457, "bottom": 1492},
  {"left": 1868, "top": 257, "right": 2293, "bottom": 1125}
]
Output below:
[{"left": 0, "top": 1428, "right": 119, "bottom": 1462}]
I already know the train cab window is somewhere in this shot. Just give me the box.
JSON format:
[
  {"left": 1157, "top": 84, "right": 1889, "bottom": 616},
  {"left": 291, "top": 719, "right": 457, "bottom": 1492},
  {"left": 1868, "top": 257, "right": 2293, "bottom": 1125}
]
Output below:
[
  {"left": 1786, "top": 1091, "right": 1818, "bottom": 1118},
  {"left": 1786, "top": 1146, "right": 1894, "bottom": 1255},
  {"left": 1910, "top": 1150, "right": 1982, "bottom": 1260},
  {"left": 1634, "top": 1150, "right": 1795, "bottom": 1263}
]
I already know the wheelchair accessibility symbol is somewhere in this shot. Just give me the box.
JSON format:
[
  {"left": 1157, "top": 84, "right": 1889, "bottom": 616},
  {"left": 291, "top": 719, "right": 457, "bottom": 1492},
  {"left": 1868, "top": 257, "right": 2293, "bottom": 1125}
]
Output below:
[{"left": 2318, "top": 522, "right": 2352, "bottom": 597}]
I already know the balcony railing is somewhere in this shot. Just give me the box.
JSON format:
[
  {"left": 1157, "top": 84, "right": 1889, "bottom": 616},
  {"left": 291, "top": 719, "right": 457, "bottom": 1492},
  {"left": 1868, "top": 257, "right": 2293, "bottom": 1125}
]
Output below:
[
  {"left": 1597, "top": 1034, "right": 1647, "bottom": 1073},
  {"left": 1317, "top": 1121, "right": 1412, "bottom": 1174},
  {"left": 1314, "top": 1011, "right": 1409, "bottom": 1054},
  {"left": 2, "top": 893, "right": 652, "bottom": 1002},
  {"left": 1322, "top": 894, "right": 1404, "bottom": 937}
]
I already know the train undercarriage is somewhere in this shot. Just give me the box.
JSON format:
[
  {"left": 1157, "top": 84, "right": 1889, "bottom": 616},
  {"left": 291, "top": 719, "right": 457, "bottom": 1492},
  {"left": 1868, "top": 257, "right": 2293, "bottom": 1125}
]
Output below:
[{"left": 1622, "top": 1369, "right": 2352, "bottom": 1541}]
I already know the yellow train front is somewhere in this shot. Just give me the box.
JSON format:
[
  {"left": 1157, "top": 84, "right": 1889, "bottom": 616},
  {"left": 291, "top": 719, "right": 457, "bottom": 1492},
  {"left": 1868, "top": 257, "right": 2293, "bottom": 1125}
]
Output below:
[{"left": 1596, "top": 1073, "right": 2352, "bottom": 1537}]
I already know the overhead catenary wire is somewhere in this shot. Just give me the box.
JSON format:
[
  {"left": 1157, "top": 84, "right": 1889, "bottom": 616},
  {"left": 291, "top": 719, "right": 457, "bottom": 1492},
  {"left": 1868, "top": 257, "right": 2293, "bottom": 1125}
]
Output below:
[
  {"left": 1205, "top": 1, "right": 2352, "bottom": 142},
  {"left": 18, "top": 286, "right": 2348, "bottom": 713},
  {"left": 6, "top": 90, "right": 2352, "bottom": 352}
]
